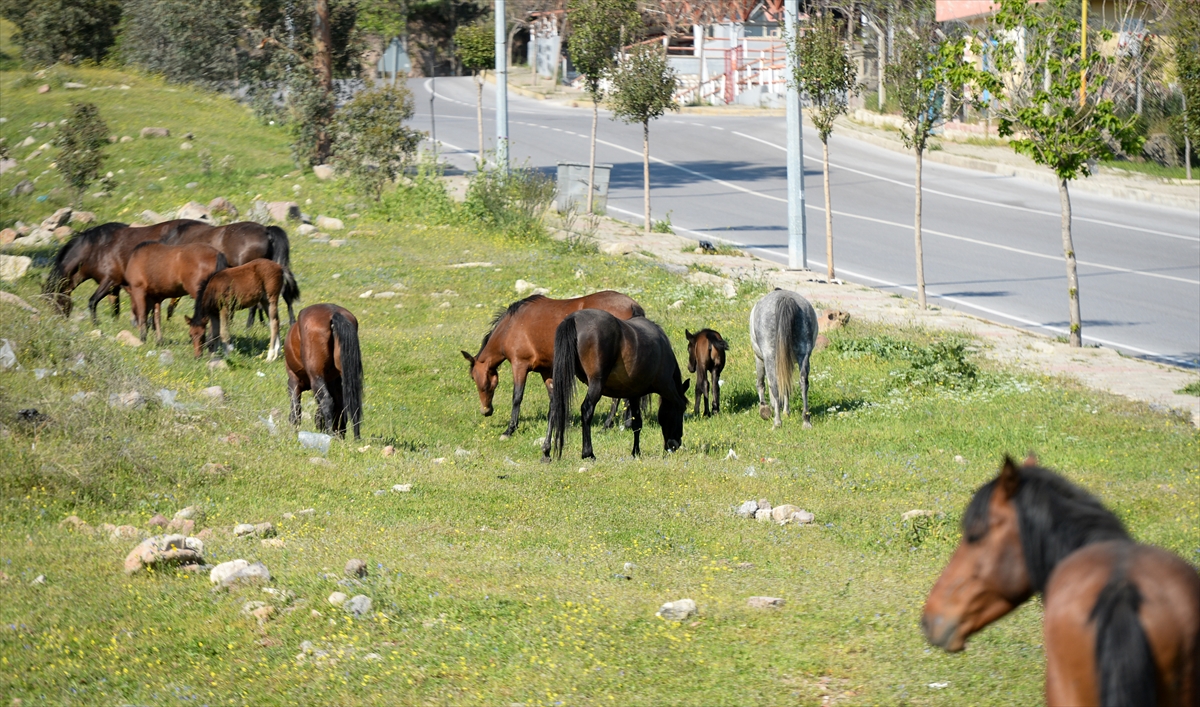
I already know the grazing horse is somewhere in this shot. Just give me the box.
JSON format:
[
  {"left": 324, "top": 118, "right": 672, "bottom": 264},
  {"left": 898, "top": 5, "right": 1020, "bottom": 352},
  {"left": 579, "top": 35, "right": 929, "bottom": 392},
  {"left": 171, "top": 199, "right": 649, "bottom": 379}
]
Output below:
[
  {"left": 543, "top": 309, "right": 689, "bottom": 461},
  {"left": 160, "top": 221, "right": 298, "bottom": 325},
  {"left": 285, "top": 304, "right": 363, "bottom": 440},
  {"left": 186, "top": 259, "right": 298, "bottom": 361},
  {"left": 461, "top": 291, "right": 645, "bottom": 439},
  {"left": 685, "top": 328, "right": 728, "bottom": 416},
  {"left": 749, "top": 289, "right": 818, "bottom": 428},
  {"left": 923, "top": 456, "right": 1200, "bottom": 707},
  {"left": 42, "top": 220, "right": 205, "bottom": 322},
  {"left": 124, "top": 242, "right": 227, "bottom": 344}
]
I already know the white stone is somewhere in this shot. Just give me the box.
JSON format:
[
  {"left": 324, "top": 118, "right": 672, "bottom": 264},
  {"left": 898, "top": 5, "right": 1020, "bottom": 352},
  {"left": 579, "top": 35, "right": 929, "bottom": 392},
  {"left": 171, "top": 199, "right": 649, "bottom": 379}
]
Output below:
[
  {"left": 656, "top": 598, "right": 697, "bottom": 621},
  {"left": 210, "top": 559, "right": 250, "bottom": 585},
  {"left": 392, "top": 484, "right": 412, "bottom": 493},
  {"left": 902, "top": 509, "right": 936, "bottom": 522},
  {"left": 599, "top": 241, "right": 637, "bottom": 255},
  {"left": 747, "top": 596, "right": 785, "bottom": 609},
  {"left": 178, "top": 201, "right": 213, "bottom": 222},
  {"left": 328, "top": 591, "right": 348, "bottom": 607},
  {"left": 312, "top": 164, "right": 335, "bottom": 180},
  {"left": 0, "top": 255, "right": 32, "bottom": 282},
  {"left": 735, "top": 500, "right": 758, "bottom": 518},
  {"left": 316, "top": 215, "right": 344, "bottom": 231},
  {"left": 297, "top": 224, "right": 317, "bottom": 236}
]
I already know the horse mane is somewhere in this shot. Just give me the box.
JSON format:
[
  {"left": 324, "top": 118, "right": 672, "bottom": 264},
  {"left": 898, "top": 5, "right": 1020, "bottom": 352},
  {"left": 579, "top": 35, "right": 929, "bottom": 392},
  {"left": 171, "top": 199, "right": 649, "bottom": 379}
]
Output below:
[
  {"left": 963, "top": 461, "right": 1130, "bottom": 592},
  {"left": 43, "top": 221, "right": 129, "bottom": 298},
  {"left": 477, "top": 294, "right": 547, "bottom": 354}
]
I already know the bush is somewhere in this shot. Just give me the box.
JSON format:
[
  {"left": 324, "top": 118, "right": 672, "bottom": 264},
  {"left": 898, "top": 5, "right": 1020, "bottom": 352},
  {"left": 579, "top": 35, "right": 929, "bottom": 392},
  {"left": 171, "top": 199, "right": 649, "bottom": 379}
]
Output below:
[
  {"left": 463, "top": 164, "right": 556, "bottom": 240},
  {"left": 0, "top": 0, "right": 122, "bottom": 66},
  {"left": 55, "top": 102, "right": 108, "bottom": 205},
  {"left": 117, "top": 0, "right": 245, "bottom": 86},
  {"left": 333, "top": 83, "right": 423, "bottom": 200}
]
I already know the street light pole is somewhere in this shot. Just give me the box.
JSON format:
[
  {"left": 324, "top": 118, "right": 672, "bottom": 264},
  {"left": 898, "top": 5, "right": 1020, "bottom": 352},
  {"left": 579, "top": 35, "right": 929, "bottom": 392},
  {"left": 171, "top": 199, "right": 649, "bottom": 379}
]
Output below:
[
  {"left": 495, "top": 0, "right": 510, "bottom": 173},
  {"left": 784, "top": 0, "right": 808, "bottom": 269}
]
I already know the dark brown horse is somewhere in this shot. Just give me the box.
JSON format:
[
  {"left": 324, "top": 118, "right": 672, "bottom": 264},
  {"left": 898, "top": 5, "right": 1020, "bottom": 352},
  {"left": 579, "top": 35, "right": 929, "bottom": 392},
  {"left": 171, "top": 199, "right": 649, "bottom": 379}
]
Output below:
[
  {"left": 544, "top": 309, "right": 689, "bottom": 461},
  {"left": 42, "top": 220, "right": 207, "bottom": 322},
  {"left": 285, "top": 304, "right": 363, "bottom": 440},
  {"left": 160, "top": 221, "right": 297, "bottom": 325},
  {"left": 124, "top": 242, "right": 227, "bottom": 344},
  {"left": 186, "top": 259, "right": 298, "bottom": 360},
  {"left": 461, "top": 291, "right": 645, "bottom": 439},
  {"left": 923, "top": 456, "right": 1200, "bottom": 706},
  {"left": 685, "top": 328, "right": 728, "bottom": 417}
]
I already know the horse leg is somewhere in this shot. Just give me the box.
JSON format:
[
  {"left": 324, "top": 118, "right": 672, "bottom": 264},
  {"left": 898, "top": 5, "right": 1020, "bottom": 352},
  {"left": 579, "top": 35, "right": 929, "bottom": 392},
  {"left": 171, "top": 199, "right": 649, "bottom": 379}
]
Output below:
[
  {"left": 153, "top": 301, "right": 164, "bottom": 344},
  {"left": 286, "top": 300, "right": 296, "bottom": 325},
  {"left": 87, "top": 284, "right": 111, "bottom": 325},
  {"left": 501, "top": 366, "right": 531, "bottom": 440},
  {"left": 245, "top": 306, "right": 257, "bottom": 330},
  {"left": 165, "top": 297, "right": 179, "bottom": 320},
  {"left": 313, "top": 377, "right": 335, "bottom": 434},
  {"left": 266, "top": 299, "right": 280, "bottom": 362},
  {"left": 692, "top": 363, "right": 704, "bottom": 417},
  {"left": 766, "top": 363, "right": 782, "bottom": 428},
  {"left": 602, "top": 397, "right": 621, "bottom": 430},
  {"left": 109, "top": 291, "right": 120, "bottom": 319},
  {"left": 579, "top": 378, "right": 603, "bottom": 460},
  {"left": 131, "top": 290, "right": 149, "bottom": 343},
  {"left": 629, "top": 396, "right": 643, "bottom": 457},
  {"left": 288, "top": 377, "right": 303, "bottom": 427},
  {"left": 756, "top": 357, "right": 772, "bottom": 421},
  {"left": 219, "top": 308, "right": 232, "bottom": 355},
  {"left": 711, "top": 366, "right": 721, "bottom": 414},
  {"left": 800, "top": 353, "right": 812, "bottom": 429}
]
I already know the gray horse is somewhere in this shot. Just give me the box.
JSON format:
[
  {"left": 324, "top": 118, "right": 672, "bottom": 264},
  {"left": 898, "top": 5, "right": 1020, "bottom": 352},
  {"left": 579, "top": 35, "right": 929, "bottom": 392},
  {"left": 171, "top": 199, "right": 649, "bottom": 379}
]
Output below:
[{"left": 749, "top": 288, "right": 819, "bottom": 428}]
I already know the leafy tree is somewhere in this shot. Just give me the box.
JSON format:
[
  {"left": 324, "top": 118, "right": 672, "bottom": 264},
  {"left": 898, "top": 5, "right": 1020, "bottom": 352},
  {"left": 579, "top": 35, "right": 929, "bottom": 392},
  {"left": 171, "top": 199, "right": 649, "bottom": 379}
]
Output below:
[
  {"left": 608, "top": 45, "right": 678, "bottom": 235},
  {"left": 1172, "top": 0, "right": 1200, "bottom": 178},
  {"left": 887, "top": 16, "right": 973, "bottom": 309},
  {"left": 567, "top": 0, "right": 639, "bottom": 212},
  {"left": 118, "top": 0, "right": 245, "bottom": 86},
  {"left": 454, "top": 22, "right": 495, "bottom": 159},
  {"left": 0, "top": 0, "right": 122, "bottom": 65},
  {"left": 791, "top": 12, "right": 859, "bottom": 282},
  {"left": 977, "top": 0, "right": 1143, "bottom": 346},
  {"left": 55, "top": 102, "right": 108, "bottom": 206},
  {"left": 333, "top": 83, "right": 423, "bottom": 200}
]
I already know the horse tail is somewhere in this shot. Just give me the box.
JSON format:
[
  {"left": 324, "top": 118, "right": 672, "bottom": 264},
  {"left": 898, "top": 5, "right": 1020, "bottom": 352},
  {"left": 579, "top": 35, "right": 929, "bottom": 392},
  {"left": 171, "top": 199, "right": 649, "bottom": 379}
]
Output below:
[
  {"left": 280, "top": 264, "right": 300, "bottom": 308},
  {"left": 710, "top": 334, "right": 729, "bottom": 352},
  {"left": 629, "top": 300, "right": 646, "bottom": 318},
  {"left": 549, "top": 316, "right": 579, "bottom": 460},
  {"left": 1090, "top": 567, "right": 1157, "bottom": 707},
  {"left": 331, "top": 310, "right": 364, "bottom": 440},
  {"left": 266, "top": 226, "right": 292, "bottom": 271},
  {"left": 42, "top": 235, "right": 82, "bottom": 314},
  {"left": 774, "top": 296, "right": 799, "bottom": 399}
]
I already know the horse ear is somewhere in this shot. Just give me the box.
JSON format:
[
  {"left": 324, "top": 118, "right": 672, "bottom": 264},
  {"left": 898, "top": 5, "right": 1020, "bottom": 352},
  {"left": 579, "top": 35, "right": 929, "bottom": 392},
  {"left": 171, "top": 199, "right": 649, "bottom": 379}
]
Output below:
[
  {"left": 183, "top": 315, "right": 193, "bottom": 326},
  {"left": 997, "top": 456, "right": 1021, "bottom": 498},
  {"left": 460, "top": 350, "right": 475, "bottom": 365},
  {"left": 1022, "top": 451, "right": 1039, "bottom": 468},
  {"left": 685, "top": 329, "right": 693, "bottom": 340}
]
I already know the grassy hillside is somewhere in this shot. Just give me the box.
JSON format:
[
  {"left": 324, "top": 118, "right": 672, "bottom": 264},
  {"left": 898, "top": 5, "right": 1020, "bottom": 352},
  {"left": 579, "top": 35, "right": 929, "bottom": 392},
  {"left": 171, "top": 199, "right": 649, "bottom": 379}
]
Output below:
[{"left": 1, "top": 62, "right": 1198, "bottom": 706}]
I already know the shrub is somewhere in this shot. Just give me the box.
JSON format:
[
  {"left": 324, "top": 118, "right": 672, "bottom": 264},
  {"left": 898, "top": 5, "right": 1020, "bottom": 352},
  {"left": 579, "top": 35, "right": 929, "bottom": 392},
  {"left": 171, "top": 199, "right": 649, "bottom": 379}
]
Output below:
[
  {"left": 333, "top": 83, "right": 423, "bottom": 200},
  {"left": 55, "top": 102, "right": 108, "bottom": 205},
  {"left": 117, "top": 0, "right": 245, "bottom": 86},
  {"left": 463, "top": 164, "right": 555, "bottom": 240},
  {"left": 0, "top": 0, "right": 122, "bottom": 66}
]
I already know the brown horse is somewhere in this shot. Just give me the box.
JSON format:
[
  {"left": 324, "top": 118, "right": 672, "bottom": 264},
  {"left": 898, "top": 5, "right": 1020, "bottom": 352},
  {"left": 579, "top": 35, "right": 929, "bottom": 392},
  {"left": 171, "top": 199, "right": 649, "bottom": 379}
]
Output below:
[
  {"left": 544, "top": 309, "right": 689, "bottom": 461},
  {"left": 186, "top": 259, "right": 298, "bottom": 361},
  {"left": 923, "top": 456, "right": 1200, "bottom": 706},
  {"left": 42, "top": 219, "right": 206, "bottom": 322},
  {"left": 285, "top": 304, "right": 363, "bottom": 440},
  {"left": 124, "top": 242, "right": 227, "bottom": 344},
  {"left": 161, "top": 221, "right": 297, "bottom": 325},
  {"left": 461, "top": 291, "right": 645, "bottom": 439},
  {"left": 685, "top": 328, "right": 728, "bottom": 417}
]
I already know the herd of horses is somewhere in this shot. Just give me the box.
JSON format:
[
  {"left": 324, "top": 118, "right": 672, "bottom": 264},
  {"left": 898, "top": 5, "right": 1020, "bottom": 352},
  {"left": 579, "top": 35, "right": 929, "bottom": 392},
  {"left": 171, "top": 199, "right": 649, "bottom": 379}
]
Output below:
[{"left": 42, "top": 220, "right": 1197, "bottom": 706}]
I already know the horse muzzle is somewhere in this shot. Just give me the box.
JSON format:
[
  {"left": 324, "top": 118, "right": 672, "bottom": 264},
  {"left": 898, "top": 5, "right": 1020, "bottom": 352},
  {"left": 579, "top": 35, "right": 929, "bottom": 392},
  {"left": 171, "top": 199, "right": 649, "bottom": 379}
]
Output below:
[
  {"left": 921, "top": 614, "right": 965, "bottom": 653},
  {"left": 481, "top": 406, "right": 494, "bottom": 417}
]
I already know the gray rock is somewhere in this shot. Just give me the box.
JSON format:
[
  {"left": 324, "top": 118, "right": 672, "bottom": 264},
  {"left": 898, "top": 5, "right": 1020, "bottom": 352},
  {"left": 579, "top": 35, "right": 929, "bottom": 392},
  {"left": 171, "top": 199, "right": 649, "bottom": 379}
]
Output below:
[
  {"left": 178, "top": 201, "right": 213, "bottom": 222},
  {"left": 792, "top": 509, "right": 815, "bottom": 524},
  {"left": 344, "top": 559, "right": 368, "bottom": 578},
  {"left": 199, "top": 386, "right": 224, "bottom": 402},
  {"left": 140, "top": 127, "right": 171, "bottom": 138},
  {"left": 0, "top": 255, "right": 33, "bottom": 283},
  {"left": 42, "top": 207, "right": 72, "bottom": 229},
  {"left": 241, "top": 600, "right": 268, "bottom": 616},
  {"left": 210, "top": 559, "right": 249, "bottom": 585},
  {"left": 297, "top": 224, "right": 317, "bottom": 236},
  {"left": 158, "top": 350, "right": 174, "bottom": 366},
  {"left": 208, "top": 359, "right": 228, "bottom": 371},
  {"left": 217, "top": 561, "right": 270, "bottom": 587},
  {"left": 754, "top": 508, "right": 772, "bottom": 522},
  {"left": 233, "top": 523, "right": 256, "bottom": 536},
  {"left": 343, "top": 595, "right": 373, "bottom": 617},
  {"left": 735, "top": 500, "right": 758, "bottom": 518},
  {"left": 123, "top": 534, "right": 204, "bottom": 574},
  {"left": 208, "top": 197, "right": 237, "bottom": 217},
  {"left": 110, "top": 390, "right": 146, "bottom": 409},
  {"left": 312, "top": 164, "right": 335, "bottom": 180},
  {"left": 174, "top": 505, "right": 203, "bottom": 521},
  {"left": 757, "top": 499, "right": 771, "bottom": 511},
  {"left": 656, "top": 598, "right": 697, "bottom": 621},
  {"left": 267, "top": 201, "right": 300, "bottom": 222},
  {"left": 747, "top": 596, "right": 785, "bottom": 609},
  {"left": 9, "top": 179, "right": 33, "bottom": 196}
]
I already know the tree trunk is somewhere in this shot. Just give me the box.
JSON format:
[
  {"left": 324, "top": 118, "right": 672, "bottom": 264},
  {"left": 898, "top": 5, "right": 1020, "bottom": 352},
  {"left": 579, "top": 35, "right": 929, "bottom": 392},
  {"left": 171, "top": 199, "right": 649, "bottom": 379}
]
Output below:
[
  {"left": 531, "top": 32, "right": 538, "bottom": 86},
  {"left": 587, "top": 98, "right": 598, "bottom": 213},
  {"left": 476, "top": 72, "right": 484, "bottom": 160},
  {"left": 312, "top": 0, "right": 333, "bottom": 162},
  {"left": 1058, "top": 178, "right": 1082, "bottom": 347},
  {"left": 698, "top": 29, "right": 708, "bottom": 101},
  {"left": 823, "top": 139, "right": 834, "bottom": 281},
  {"left": 876, "top": 26, "right": 886, "bottom": 110},
  {"left": 914, "top": 148, "right": 926, "bottom": 309},
  {"left": 643, "top": 121, "right": 651, "bottom": 235}
]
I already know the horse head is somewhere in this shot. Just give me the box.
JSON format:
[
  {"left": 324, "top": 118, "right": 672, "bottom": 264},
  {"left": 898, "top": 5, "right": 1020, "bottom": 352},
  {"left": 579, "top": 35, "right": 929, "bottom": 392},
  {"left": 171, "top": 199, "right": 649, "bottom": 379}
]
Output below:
[
  {"left": 685, "top": 329, "right": 698, "bottom": 373},
  {"left": 922, "top": 456, "right": 1034, "bottom": 652},
  {"left": 460, "top": 350, "right": 499, "bottom": 416},
  {"left": 184, "top": 314, "right": 211, "bottom": 359},
  {"left": 660, "top": 378, "right": 690, "bottom": 451}
]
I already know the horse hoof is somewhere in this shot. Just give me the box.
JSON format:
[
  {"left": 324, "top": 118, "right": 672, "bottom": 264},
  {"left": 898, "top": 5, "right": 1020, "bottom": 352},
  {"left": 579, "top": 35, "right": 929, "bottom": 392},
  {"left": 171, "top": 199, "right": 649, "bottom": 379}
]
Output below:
[
  {"left": 772, "top": 421, "right": 781, "bottom": 429},
  {"left": 499, "top": 434, "right": 511, "bottom": 441},
  {"left": 540, "top": 455, "right": 552, "bottom": 465},
  {"left": 759, "top": 405, "right": 771, "bottom": 421},
  {"left": 803, "top": 420, "right": 813, "bottom": 430}
]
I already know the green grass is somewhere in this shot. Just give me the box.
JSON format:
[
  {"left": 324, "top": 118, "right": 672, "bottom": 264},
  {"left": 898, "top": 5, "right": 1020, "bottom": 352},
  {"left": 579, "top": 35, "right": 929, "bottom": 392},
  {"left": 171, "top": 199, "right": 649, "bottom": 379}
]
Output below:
[
  {"left": 1100, "top": 158, "right": 1196, "bottom": 181},
  {"left": 2, "top": 64, "right": 1199, "bottom": 707},
  {"left": 1177, "top": 380, "right": 1200, "bottom": 397}
]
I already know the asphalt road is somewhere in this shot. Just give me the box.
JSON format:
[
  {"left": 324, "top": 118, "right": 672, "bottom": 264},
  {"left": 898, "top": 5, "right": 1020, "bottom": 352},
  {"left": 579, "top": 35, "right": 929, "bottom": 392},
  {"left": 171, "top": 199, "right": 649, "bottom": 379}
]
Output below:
[{"left": 410, "top": 77, "right": 1200, "bottom": 368}]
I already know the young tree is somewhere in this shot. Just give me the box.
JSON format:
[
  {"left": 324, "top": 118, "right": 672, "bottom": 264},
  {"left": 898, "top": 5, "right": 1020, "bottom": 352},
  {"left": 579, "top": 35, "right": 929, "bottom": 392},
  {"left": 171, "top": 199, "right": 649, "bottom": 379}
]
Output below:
[
  {"left": 55, "top": 102, "right": 108, "bottom": 206},
  {"left": 887, "top": 18, "right": 972, "bottom": 309},
  {"left": 332, "top": 84, "right": 423, "bottom": 200},
  {"left": 608, "top": 45, "right": 679, "bottom": 235},
  {"left": 454, "top": 22, "right": 495, "bottom": 159},
  {"left": 791, "top": 12, "right": 859, "bottom": 282},
  {"left": 567, "top": 0, "right": 639, "bottom": 213},
  {"left": 0, "top": 0, "right": 122, "bottom": 65},
  {"left": 978, "top": 0, "right": 1142, "bottom": 346},
  {"left": 118, "top": 0, "right": 246, "bottom": 86},
  {"left": 1172, "top": 0, "right": 1200, "bottom": 179},
  {"left": 312, "top": 0, "right": 335, "bottom": 163}
]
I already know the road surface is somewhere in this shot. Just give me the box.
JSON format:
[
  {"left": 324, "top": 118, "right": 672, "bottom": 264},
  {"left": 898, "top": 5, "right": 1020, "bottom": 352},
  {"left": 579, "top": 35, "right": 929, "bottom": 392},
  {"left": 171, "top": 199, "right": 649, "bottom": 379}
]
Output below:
[{"left": 410, "top": 76, "right": 1200, "bottom": 368}]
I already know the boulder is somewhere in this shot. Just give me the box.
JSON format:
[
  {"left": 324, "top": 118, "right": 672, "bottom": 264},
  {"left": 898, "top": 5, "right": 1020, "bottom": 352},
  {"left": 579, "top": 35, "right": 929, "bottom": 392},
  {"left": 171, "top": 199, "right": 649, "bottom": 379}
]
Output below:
[
  {"left": 139, "top": 210, "right": 164, "bottom": 224},
  {"left": 515, "top": 279, "right": 549, "bottom": 296},
  {"left": 234, "top": 522, "right": 275, "bottom": 538},
  {"left": 0, "top": 255, "right": 32, "bottom": 282},
  {"left": 345, "top": 559, "right": 368, "bottom": 578},
  {"left": 754, "top": 508, "right": 772, "bottom": 522},
  {"left": 9, "top": 180, "right": 34, "bottom": 197},
  {"left": 328, "top": 591, "right": 348, "bottom": 607},
  {"left": 0, "top": 291, "right": 37, "bottom": 312},
  {"left": 165, "top": 518, "right": 194, "bottom": 535},
  {"left": 656, "top": 598, "right": 697, "bottom": 621},
  {"left": 124, "top": 534, "right": 204, "bottom": 575},
  {"left": 296, "top": 224, "right": 317, "bottom": 236},
  {"left": 140, "top": 127, "right": 170, "bottom": 138},
  {"left": 37, "top": 84, "right": 50, "bottom": 93},
  {"left": 63, "top": 82, "right": 86, "bottom": 90},
  {"left": 0, "top": 229, "right": 16, "bottom": 245},
  {"left": 219, "top": 561, "right": 270, "bottom": 588},
  {"left": 747, "top": 596, "right": 785, "bottom": 609},
  {"left": 42, "top": 208, "right": 72, "bottom": 229},
  {"left": 267, "top": 201, "right": 300, "bottom": 222},
  {"left": 114, "top": 330, "right": 143, "bottom": 347},
  {"left": 177, "top": 202, "right": 213, "bottom": 223},
  {"left": 207, "top": 197, "right": 238, "bottom": 217},
  {"left": 599, "top": 241, "right": 637, "bottom": 256},
  {"left": 120, "top": 136, "right": 133, "bottom": 143},
  {"left": 735, "top": 500, "right": 758, "bottom": 518},
  {"left": 199, "top": 386, "right": 224, "bottom": 402},
  {"left": 343, "top": 595, "right": 373, "bottom": 617},
  {"left": 110, "top": 525, "right": 140, "bottom": 540},
  {"left": 147, "top": 514, "right": 169, "bottom": 529},
  {"left": 70, "top": 211, "right": 96, "bottom": 225},
  {"left": 210, "top": 559, "right": 249, "bottom": 585},
  {"left": 14, "top": 228, "right": 55, "bottom": 247},
  {"left": 901, "top": 509, "right": 936, "bottom": 522},
  {"left": 175, "top": 505, "right": 204, "bottom": 521},
  {"left": 315, "top": 215, "right": 343, "bottom": 231},
  {"left": 312, "top": 164, "right": 335, "bottom": 180},
  {"left": 180, "top": 143, "right": 193, "bottom": 151},
  {"left": 818, "top": 309, "right": 850, "bottom": 332},
  {"left": 52, "top": 226, "right": 72, "bottom": 241},
  {"left": 58, "top": 515, "right": 88, "bottom": 531}
]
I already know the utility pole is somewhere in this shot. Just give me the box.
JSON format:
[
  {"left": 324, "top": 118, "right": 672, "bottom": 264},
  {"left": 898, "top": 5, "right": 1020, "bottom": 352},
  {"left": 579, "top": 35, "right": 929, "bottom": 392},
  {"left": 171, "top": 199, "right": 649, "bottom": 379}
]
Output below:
[
  {"left": 495, "top": 0, "right": 510, "bottom": 172},
  {"left": 785, "top": 0, "right": 808, "bottom": 269}
]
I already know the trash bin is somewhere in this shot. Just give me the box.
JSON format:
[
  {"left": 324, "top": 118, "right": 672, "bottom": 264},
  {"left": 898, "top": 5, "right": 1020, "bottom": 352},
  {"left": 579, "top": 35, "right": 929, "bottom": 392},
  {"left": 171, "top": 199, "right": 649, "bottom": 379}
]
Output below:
[{"left": 556, "top": 162, "right": 612, "bottom": 214}]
